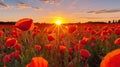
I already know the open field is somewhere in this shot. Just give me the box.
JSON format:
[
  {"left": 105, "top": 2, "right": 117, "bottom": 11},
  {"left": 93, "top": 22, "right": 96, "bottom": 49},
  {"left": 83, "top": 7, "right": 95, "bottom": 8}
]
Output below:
[{"left": 0, "top": 21, "right": 120, "bottom": 67}]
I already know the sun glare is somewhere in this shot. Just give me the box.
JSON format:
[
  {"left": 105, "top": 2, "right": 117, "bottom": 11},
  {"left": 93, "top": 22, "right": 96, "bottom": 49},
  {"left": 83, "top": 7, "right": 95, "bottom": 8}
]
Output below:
[{"left": 55, "top": 20, "right": 62, "bottom": 25}]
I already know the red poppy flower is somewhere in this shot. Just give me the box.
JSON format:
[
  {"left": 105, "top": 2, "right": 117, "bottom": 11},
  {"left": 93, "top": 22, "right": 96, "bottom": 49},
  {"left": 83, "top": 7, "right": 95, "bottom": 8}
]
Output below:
[
  {"left": 100, "top": 49, "right": 120, "bottom": 67},
  {"left": 74, "top": 44, "right": 83, "bottom": 51},
  {"left": 14, "top": 43, "right": 22, "bottom": 50},
  {"left": 59, "top": 45, "right": 66, "bottom": 53},
  {"left": 0, "top": 44, "right": 2, "bottom": 49},
  {"left": 101, "top": 31, "right": 108, "bottom": 37},
  {"left": 26, "top": 57, "right": 48, "bottom": 67},
  {"left": 70, "top": 41, "right": 75, "bottom": 46},
  {"left": 115, "top": 28, "right": 120, "bottom": 35},
  {"left": 80, "top": 37, "right": 89, "bottom": 45},
  {"left": 10, "top": 52, "right": 15, "bottom": 59},
  {"left": 15, "top": 18, "right": 34, "bottom": 31},
  {"left": 6, "top": 38, "right": 17, "bottom": 48},
  {"left": 114, "top": 38, "right": 120, "bottom": 45},
  {"left": 3, "top": 55, "right": 10, "bottom": 63},
  {"left": 48, "top": 34, "right": 55, "bottom": 41},
  {"left": 9, "top": 28, "right": 22, "bottom": 38},
  {"left": 102, "top": 26, "right": 108, "bottom": 31},
  {"left": 14, "top": 51, "right": 21, "bottom": 59},
  {"left": 45, "top": 44, "right": 53, "bottom": 51},
  {"left": 10, "top": 51, "right": 20, "bottom": 59},
  {"left": 0, "top": 30, "right": 3, "bottom": 37},
  {"left": 80, "top": 49, "right": 91, "bottom": 58},
  {"left": 68, "top": 25, "right": 77, "bottom": 33},
  {"left": 35, "top": 45, "right": 41, "bottom": 52},
  {"left": 68, "top": 48, "right": 73, "bottom": 54}
]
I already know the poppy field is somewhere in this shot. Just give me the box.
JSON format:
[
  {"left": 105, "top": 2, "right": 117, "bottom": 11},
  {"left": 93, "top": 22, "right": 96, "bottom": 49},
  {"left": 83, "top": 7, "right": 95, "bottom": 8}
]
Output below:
[{"left": 0, "top": 18, "right": 120, "bottom": 67}]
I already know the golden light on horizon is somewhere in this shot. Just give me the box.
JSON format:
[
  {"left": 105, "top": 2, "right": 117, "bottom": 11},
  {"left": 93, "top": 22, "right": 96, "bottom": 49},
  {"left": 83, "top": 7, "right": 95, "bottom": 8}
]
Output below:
[
  {"left": 52, "top": 16, "right": 67, "bottom": 24},
  {"left": 55, "top": 20, "right": 62, "bottom": 25}
]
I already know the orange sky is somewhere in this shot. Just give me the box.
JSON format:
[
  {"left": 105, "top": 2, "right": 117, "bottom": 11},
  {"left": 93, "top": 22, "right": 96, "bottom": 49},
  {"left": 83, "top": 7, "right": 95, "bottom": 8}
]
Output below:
[{"left": 0, "top": 0, "right": 120, "bottom": 23}]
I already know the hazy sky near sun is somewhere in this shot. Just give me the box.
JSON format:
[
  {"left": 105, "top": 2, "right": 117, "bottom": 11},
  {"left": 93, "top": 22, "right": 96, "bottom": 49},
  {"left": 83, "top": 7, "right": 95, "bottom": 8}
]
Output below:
[{"left": 0, "top": 0, "right": 120, "bottom": 23}]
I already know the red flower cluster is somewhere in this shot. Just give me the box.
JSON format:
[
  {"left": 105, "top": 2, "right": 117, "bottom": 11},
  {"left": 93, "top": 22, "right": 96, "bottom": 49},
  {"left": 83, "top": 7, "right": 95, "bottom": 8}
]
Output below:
[
  {"left": 48, "top": 34, "right": 55, "bottom": 41},
  {"left": 45, "top": 44, "right": 53, "bottom": 51},
  {"left": 80, "top": 37, "right": 89, "bottom": 45},
  {"left": 68, "top": 25, "right": 77, "bottom": 33},
  {"left": 32, "top": 26, "right": 41, "bottom": 36},
  {"left": 10, "top": 51, "right": 21, "bottom": 59},
  {"left": 74, "top": 44, "right": 83, "bottom": 51}
]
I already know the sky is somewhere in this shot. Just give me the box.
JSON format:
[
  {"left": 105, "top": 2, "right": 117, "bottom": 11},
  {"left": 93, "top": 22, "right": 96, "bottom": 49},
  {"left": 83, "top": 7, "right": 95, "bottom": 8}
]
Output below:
[{"left": 0, "top": 0, "right": 120, "bottom": 23}]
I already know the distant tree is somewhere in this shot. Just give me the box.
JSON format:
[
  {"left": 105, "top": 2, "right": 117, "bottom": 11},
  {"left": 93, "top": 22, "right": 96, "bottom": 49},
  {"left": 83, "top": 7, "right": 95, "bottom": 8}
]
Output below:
[
  {"left": 108, "top": 21, "right": 111, "bottom": 23},
  {"left": 118, "top": 19, "right": 120, "bottom": 23},
  {"left": 112, "top": 20, "right": 115, "bottom": 23}
]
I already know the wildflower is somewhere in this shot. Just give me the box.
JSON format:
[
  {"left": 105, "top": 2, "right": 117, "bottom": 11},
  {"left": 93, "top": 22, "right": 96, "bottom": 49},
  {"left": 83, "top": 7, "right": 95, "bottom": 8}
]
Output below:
[
  {"left": 115, "top": 28, "right": 120, "bottom": 35},
  {"left": 26, "top": 57, "right": 48, "bottom": 67},
  {"left": 6, "top": 38, "right": 17, "bottom": 48},
  {"left": 114, "top": 38, "right": 120, "bottom": 45},
  {"left": 100, "top": 31, "right": 108, "bottom": 37},
  {"left": 100, "top": 49, "right": 120, "bottom": 67},
  {"left": 14, "top": 51, "right": 21, "bottom": 59},
  {"left": 68, "top": 25, "right": 77, "bottom": 33},
  {"left": 74, "top": 44, "right": 83, "bottom": 51},
  {"left": 80, "top": 37, "right": 89, "bottom": 45},
  {"left": 14, "top": 43, "right": 22, "bottom": 50},
  {"left": 0, "top": 30, "right": 3, "bottom": 37},
  {"left": 0, "top": 44, "right": 2, "bottom": 49},
  {"left": 10, "top": 51, "right": 20, "bottom": 59},
  {"left": 15, "top": 18, "right": 34, "bottom": 31},
  {"left": 45, "top": 44, "right": 53, "bottom": 51},
  {"left": 35, "top": 45, "right": 41, "bottom": 52},
  {"left": 3, "top": 55, "right": 10, "bottom": 63},
  {"left": 59, "top": 45, "right": 66, "bottom": 53},
  {"left": 48, "top": 34, "right": 55, "bottom": 41},
  {"left": 80, "top": 49, "right": 91, "bottom": 58},
  {"left": 68, "top": 48, "right": 73, "bottom": 54},
  {"left": 70, "top": 41, "right": 75, "bottom": 46}
]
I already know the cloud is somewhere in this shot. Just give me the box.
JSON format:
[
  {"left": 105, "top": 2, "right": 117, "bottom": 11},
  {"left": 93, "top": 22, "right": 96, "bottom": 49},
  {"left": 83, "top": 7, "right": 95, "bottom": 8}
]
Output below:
[
  {"left": 0, "top": 0, "right": 4, "bottom": 2},
  {"left": 17, "top": 2, "right": 42, "bottom": 11},
  {"left": 0, "top": 2, "right": 9, "bottom": 7},
  {"left": 78, "top": 17, "right": 104, "bottom": 19},
  {"left": 17, "top": 2, "right": 32, "bottom": 9},
  {"left": 38, "top": 0, "right": 63, "bottom": 5},
  {"left": 87, "top": 9, "right": 120, "bottom": 14},
  {"left": 0, "top": 2, "right": 11, "bottom": 9}
]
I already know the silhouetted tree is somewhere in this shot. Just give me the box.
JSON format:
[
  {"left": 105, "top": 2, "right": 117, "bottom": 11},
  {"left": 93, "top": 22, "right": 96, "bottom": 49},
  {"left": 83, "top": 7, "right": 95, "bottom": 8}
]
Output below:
[
  {"left": 108, "top": 21, "right": 111, "bottom": 23},
  {"left": 118, "top": 19, "right": 120, "bottom": 23},
  {"left": 112, "top": 20, "right": 115, "bottom": 23}
]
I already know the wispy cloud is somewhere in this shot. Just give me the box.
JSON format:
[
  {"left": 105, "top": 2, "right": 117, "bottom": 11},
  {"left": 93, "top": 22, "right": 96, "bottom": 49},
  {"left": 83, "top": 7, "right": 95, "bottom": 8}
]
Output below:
[
  {"left": 38, "top": 0, "right": 64, "bottom": 5},
  {"left": 87, "top": 9, "right": 120, "bottom": 14},
  {"left": 17, "top": 2, "right": 31, "bottom": 9},
  {"left": 17, "top": 2, "right": 42, "bottom": 11},
  {"left": 0, "top": 2, "right": 9, "bottom": 7},
  {"left": 0, "top": 2, "right": 11, "bottom": 9}
]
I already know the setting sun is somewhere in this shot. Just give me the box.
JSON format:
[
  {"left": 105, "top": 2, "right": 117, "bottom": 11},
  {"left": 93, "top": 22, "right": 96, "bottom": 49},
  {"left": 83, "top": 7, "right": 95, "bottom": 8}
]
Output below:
[{"left": 55, "top": 20, "right": 62, "bottom": 25}]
